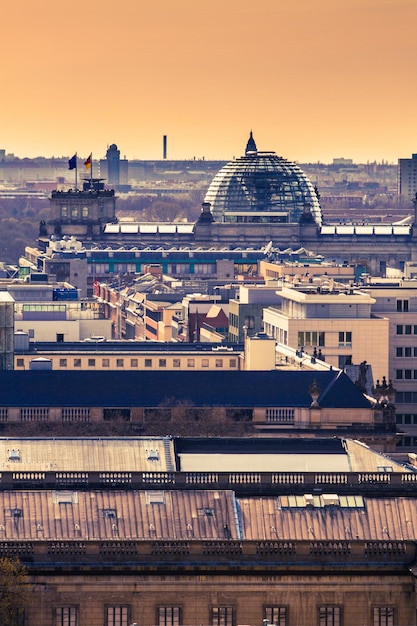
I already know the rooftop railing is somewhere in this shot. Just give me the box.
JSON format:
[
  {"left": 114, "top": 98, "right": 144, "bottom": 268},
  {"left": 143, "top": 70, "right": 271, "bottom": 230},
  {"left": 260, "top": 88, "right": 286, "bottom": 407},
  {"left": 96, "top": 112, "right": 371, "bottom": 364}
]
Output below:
[{"left": 1, "top": 470, "right": 416, "bottom": 494}]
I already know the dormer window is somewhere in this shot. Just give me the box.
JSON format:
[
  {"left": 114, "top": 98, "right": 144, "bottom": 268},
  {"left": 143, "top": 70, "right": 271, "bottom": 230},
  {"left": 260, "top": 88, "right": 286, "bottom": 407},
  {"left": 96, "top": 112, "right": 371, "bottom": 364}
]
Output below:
[
  {"left": 147, "top": 449, "right": 159, "bottom": 461},
  {"left": 8, "top": 449, "right": 21, "bottom": 462}
]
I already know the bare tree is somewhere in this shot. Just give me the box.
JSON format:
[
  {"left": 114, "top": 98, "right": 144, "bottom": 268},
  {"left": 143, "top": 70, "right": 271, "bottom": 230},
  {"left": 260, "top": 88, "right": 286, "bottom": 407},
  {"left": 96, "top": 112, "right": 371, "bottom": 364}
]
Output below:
[{"left": 0, "top": 557, "right": 29, "bottom": 626}]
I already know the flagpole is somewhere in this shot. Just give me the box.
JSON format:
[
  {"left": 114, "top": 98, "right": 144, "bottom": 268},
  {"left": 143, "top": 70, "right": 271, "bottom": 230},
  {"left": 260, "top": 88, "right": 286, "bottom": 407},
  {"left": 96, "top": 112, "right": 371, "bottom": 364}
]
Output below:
[
  {"left": 90, "top": 153, "right": 93, "bottom": 185},
  {"left": 75, "top": 152, "right": 78, "bottom": 191}
]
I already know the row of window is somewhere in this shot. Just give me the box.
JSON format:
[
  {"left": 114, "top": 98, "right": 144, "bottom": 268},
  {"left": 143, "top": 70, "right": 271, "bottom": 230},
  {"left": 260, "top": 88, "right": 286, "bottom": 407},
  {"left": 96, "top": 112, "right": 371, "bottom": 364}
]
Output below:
[
  {"left": 16, "top": 357, "right": 238, "bottom": 369},
  {"left": 395, "top": 346, "right": 417, "bottom": 357},
  {"left": 396, "top": 413, "right": 417, "bottom": 425},
  {"left": 296, "top": 331, "right": 352, "bottom": 348},
  {"left": 395, "top": 391, "right": 417, "bottom": 403},
  {"left": 395, "top": 369, "right": 417, "bottom": 380},
  {"left": 88, "top": 263, "right": 137, "bottom": 274},
  {"left": 396, "top": 324, "right": 417, "bottom": 335},
  {"left": 50, "top": 604, "right": 396, "bottom": 626},
  {"left": 60, "top": 206, "right": 89, "bottom": 218},
  {"left": 87, "top": 264, "right": 217, "bottom": 276},
  {"left": 397, "top": 436, "right": 417, "bottom": 448},
  {"left": 297, "top": 331, "right": 326, "bottom": 347}
]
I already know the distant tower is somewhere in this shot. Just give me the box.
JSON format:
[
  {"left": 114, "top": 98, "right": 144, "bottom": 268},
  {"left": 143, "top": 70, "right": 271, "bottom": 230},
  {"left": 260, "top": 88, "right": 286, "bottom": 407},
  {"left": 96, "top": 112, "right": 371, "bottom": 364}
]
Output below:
[
  {"left": 163, "top": 135, "right": 167, "bottom": 160},
  {"left": 398, "top": 154, "right": 417, "bottom": 207},
  {"left": 106, "top": 144, "right": 121, "bottom": 186},
  {"left": 47, "top": 179, "right": 116, "bottom": 241}
]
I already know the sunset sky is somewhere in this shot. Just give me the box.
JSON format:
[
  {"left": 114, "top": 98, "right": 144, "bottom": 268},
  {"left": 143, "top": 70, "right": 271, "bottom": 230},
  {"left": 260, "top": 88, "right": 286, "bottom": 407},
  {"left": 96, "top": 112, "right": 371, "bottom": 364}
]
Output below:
[{"left": 3, "top": 0, "right": 417, "bottom": 163}]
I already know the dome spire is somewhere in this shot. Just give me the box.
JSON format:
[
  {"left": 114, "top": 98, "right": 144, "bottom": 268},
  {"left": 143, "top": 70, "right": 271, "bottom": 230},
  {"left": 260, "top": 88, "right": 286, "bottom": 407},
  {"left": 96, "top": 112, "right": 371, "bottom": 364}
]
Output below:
[{"left": 245, "top": 131, "right": 257, "bottom": 155}]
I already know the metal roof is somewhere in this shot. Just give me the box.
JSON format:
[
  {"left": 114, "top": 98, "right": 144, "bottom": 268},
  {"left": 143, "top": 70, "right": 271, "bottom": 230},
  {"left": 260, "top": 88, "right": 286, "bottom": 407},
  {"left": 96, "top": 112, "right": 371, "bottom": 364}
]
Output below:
[
  {"left": 0, "top": 489, "right": 237, "bottom": 541},
  {"left": 0, "top": 437, "right": 175, "bottom": 472},
  {"left": 1, "top": 489, "right": 417, "bottom": 543}
]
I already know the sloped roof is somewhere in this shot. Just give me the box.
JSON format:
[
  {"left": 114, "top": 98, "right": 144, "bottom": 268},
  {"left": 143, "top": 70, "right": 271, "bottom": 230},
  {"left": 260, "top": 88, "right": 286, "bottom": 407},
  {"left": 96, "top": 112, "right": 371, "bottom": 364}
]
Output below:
[
  {"left": 0, "top": 370, "right": 372, "bottom": 409},
  {"left": 0, "top": 437, "right": 175, "bottom": 472},
  {"left": 239, "top": 496, "right": 417, "bottom": 541},
  {"left": 0, "top": 489, "right": 238, "bottom": 541},
  {"left": 1, "top": 489, "right": 417, "bottom": 543}
]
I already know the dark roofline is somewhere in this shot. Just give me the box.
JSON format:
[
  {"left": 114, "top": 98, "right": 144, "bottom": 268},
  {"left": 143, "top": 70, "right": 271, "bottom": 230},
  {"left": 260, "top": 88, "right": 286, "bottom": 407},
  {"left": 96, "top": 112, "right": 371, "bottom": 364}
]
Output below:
[{"left": 0, "top": 370, "right": 372, "bottom": 409}]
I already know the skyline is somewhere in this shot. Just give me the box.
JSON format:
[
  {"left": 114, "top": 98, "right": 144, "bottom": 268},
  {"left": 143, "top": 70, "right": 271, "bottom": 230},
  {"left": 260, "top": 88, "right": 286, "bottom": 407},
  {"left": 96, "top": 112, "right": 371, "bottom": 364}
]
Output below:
[{"left": 3, "top": 0, "right": 417, "bottom": 164}]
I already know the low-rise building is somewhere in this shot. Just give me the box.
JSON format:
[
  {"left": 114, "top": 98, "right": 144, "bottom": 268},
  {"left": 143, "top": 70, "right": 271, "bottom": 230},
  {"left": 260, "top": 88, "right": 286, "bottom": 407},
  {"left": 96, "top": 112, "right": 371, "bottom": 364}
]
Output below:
[
  {"left": 263, "top": 284, "right": 389, "bottom": 382},
  {"left": 0, "top": 436, "right": 416, "bottom": 626},
  {"left": 0, "top": 369, "right": 397, "bottom": 450}
]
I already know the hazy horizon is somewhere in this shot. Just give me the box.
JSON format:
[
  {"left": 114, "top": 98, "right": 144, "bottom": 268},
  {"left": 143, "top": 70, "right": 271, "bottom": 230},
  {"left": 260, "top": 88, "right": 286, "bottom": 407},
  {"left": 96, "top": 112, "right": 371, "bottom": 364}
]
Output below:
[{"left": 4, "top": 0, "right": 417, "bottom": 164}]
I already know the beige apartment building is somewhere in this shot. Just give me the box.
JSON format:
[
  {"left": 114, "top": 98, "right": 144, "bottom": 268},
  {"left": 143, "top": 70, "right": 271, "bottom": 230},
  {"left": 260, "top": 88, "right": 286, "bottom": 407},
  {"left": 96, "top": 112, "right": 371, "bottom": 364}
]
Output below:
[
  {"left": 361, "top": 278, "right": 417, "bottom": 450},
  {"left": 263, "top": 285, "right": 389, "bottom": 382},
  {"left": 259, "top": 259, "right": 356, "bottom": 284},
  {"left": 14, "top": 341, "right": 243, "bottom": 371}
]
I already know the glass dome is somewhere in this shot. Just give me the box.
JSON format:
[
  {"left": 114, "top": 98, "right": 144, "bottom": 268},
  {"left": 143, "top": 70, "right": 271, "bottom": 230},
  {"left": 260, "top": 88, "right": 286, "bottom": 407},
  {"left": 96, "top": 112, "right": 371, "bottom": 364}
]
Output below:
[{"left": 204, "top": 134, "right": 322, "bottom": 227}]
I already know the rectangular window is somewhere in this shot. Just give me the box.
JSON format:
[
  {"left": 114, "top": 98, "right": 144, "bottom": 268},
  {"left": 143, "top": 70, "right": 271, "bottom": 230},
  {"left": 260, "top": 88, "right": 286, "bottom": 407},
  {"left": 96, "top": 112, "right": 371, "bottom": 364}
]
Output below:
[
  {"left": 298, "top": 331, "right": 325, "bottom": 347},
  {"left": 105, "top": 606, "right": 130, "bottom": 626},
  {"left": 405, "top": 369, "right": 412, "bottom": 379},
  {"left": 396, "top": 325, "right": 403, "bottom": 335},
  {"left": 229, "top": 358, "right": 237, "bottom": 368},
  {"left": 16, "top": 358, "right": 24, "bottom": 367},
  {"left": 396, "top": 347, "right": 403, "bottom": 357},
  {"left": 116, "top": 359, "right": 124, "bottom": 368},
  {"left": 145, "top": 359, "right": 152, "bottom": 368},
  {"left": 60, "top": 359, "right": 67, "bottom": 367},
  {"left": 338, "top": 355, "right": 352, "bottom": 368},
  {"left": 212, "top": 607, "right": 234, "bottom": 626},
  {"left": 318, "top": 606, "right": 341, "bottom": 626},
  {"left": 173, "top": 358, "right": 181, "bottom": 368},
  {"left": 202, "top": 358, "right": 209, "bottom": 367},
  {"left": 244, "top": 315, "right": 255, "bottom": 330},
  {"left": 397, "top": 299, "right": 409, "bottom": 312},
  {"left": 158, "top": 607, "right": 181, "bottom": 626},
  {"left": 102, "top": 358, "right": 110, "bottom": 368},
  {"left": 265, "top": 606, "right": 288, "bottom": 626},
  {"left": 396, "top": 370, "right": 403, "bottom": 380},
  {"left": 88, "top": 359, "right": 96, "bottom": 367},
  {"left": 0, "top": 408, "right": 8, "bottom": 422},
  {"left": 187, "top": 359, "right": 195, "bottom": 368},
  {"left": 55, "top": 606, "right": 78, "bottom": 626},
  {"left": 338, "top": 331, "right": 352, "bottom": 347},
  {"left": 159, "top": 359, "right": 167, "bottom": 368},
  {"left": 405, "top": 347, "right": 412, "bottom": 357},
  {"left": 215, "top": 359, "right": 223, "bottom": 368},
  {"left": 73, "top": 358, "right": 81, "bottom": 367},
  {"left": 130, "top": 359, "right": 138, "bottom": 368},
  {"left": 372, "top": 607, "right": 395, "bottom": 626},
  {"left": 9, "top": 608, "right": 25, "bottom": 626},
  {"left": 405, "top": 325, "right": 412, "bottom": 335},
  {"left": 194, "top": 263, "right": 215, "bottom": 275}
]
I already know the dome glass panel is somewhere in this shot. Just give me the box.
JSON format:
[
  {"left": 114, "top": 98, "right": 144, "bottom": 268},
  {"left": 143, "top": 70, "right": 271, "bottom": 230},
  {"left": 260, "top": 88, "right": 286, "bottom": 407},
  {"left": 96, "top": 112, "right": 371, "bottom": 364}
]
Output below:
[{"left": 204, "top": 141, "right": 322, "bottom": 227}]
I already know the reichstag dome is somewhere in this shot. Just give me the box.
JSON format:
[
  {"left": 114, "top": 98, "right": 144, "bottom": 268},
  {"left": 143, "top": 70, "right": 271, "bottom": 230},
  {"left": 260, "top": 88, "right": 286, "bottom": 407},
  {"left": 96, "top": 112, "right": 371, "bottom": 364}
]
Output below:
[{"left": 204, "top": 132, "right": 322, "bottom": 226}]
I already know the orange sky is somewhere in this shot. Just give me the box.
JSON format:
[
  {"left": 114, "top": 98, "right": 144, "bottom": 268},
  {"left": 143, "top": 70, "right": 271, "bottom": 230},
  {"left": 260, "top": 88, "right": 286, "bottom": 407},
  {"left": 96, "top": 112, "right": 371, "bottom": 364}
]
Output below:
[{"left": 3, "top": 0, "right": 417, "bottom": 163}]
